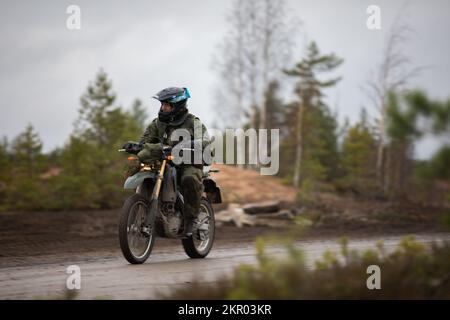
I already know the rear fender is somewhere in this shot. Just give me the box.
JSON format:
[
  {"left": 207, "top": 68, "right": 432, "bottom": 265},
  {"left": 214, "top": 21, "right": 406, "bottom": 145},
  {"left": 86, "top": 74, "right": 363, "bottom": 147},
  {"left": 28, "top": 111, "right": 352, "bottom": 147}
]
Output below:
[{"left": 202, "top": 178, "right": 222, "bottom": 203}]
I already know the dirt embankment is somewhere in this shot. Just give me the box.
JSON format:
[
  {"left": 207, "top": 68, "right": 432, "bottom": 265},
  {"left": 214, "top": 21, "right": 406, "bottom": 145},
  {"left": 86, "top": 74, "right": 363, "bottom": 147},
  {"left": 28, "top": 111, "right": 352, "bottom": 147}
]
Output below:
[
  {"left": 211, "top": 164, "right": 296, "bottom": 204},
  {"left": 212, "top": 164, "right": 446, "bottom": 232}
]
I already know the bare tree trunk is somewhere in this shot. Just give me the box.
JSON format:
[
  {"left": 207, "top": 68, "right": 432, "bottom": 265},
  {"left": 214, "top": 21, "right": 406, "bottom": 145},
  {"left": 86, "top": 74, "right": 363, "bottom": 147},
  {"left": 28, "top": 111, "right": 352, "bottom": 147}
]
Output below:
[
  {"left": 376, "top": 101, "right": 386, "bottom": 190},
  {"left": 376, "top": 132, "right": 384, "bottom": 182},
  {"left": 259, "top": 0, "right": 271, "bottom": 131},
  {"left": 293, "top": 101, "right": 304, "bottom": 188},
  {"left": 384, "top": 145, "right": 391, "bottom": 195},
  {"left": 214, "top": 0, "right": 298, "bottom": 170},
  {"left": 259, "top": 0, "right": 296, "bottom": 131},
  {"left": 400, "top": 142, "right": 410, "bottom": 197},
  {"left": 366, "top": 11, "right": 421, "bottom": 196},
  {"left": 236, "top": 12, "right": 245, "bottom": 170}
]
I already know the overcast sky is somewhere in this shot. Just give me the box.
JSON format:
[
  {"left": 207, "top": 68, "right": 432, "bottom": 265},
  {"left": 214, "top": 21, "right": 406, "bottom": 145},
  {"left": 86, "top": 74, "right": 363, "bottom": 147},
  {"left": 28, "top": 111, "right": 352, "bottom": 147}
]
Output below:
[{"left": 1, "top": 0, "right": 449, "bottom": 158}]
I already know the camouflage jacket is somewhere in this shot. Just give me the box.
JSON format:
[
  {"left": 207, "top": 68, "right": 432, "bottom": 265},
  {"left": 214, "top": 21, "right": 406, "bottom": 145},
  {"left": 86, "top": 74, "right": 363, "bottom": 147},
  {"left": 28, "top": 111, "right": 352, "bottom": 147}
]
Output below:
[
  {"left": 138, "top": 112, "right": 211, "bottom": 167},
  {"left": 139, "top": 112, "right": 210, "bottom": 147}
]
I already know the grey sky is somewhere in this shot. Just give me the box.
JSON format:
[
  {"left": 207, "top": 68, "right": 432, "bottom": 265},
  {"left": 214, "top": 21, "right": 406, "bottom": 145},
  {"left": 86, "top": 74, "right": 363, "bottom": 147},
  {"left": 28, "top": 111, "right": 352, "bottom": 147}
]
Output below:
[{"left": 0, "top": 0, "right": 449, "bottom": 159}]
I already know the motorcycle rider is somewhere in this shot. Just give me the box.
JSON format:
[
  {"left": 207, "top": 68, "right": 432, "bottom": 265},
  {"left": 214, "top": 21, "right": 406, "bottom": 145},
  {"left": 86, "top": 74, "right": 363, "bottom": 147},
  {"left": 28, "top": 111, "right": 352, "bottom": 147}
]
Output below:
[{"left": 123, "top": 87, "right": 211, "bottom": 237}]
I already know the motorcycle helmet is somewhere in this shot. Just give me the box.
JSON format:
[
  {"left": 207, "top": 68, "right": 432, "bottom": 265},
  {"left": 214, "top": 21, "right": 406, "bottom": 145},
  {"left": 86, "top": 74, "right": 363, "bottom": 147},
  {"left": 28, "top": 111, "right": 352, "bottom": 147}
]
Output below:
[{"left": 153, "top": 87, "right": 191, "bottom": 124}]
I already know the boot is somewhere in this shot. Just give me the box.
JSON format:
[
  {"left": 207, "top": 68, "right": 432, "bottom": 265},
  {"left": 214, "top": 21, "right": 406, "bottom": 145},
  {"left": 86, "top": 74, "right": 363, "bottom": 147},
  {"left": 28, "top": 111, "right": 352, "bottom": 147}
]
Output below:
[{"left": 184, "top": 218, "right": 198, "bottom": 237}]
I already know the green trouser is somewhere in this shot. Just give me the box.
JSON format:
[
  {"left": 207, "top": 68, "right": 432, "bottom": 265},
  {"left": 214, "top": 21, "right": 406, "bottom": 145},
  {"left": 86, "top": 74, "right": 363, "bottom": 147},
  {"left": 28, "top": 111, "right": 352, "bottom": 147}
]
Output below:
[{"left": 179, "top": 165, "right": 203, "bottom": 219}]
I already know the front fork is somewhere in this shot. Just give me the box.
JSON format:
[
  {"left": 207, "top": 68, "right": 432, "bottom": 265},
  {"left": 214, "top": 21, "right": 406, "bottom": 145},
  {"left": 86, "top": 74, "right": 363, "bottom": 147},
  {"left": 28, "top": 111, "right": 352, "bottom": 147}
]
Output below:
[
  {"left": 151, "top": 159, "right": 167, "bottom": 201},
  {"left": 144, "top": 159, "right": 167, "bottom": 228}
]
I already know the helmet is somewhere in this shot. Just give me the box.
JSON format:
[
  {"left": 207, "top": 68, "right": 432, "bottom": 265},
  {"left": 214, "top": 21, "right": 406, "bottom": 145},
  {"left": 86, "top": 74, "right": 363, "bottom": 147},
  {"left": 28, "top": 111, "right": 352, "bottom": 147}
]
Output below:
[
  {"left": 153, "top": 87, "right": 191, "bottom": 124},
  {"left": 153, "top": 87, "right": 190, "bottom": 104}
]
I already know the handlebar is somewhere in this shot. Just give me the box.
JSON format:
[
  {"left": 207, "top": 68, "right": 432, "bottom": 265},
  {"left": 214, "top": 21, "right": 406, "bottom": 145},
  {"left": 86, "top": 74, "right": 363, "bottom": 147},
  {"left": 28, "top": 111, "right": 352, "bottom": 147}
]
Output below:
[
  {"left": 119, "top": 144, "right": 197, "bottom": 163},
  {"left": 119, "top": 146, "right": 194, "bottom": 153},
  {"left": 120, "top": 143, "right": 219, "bottom": 173}
]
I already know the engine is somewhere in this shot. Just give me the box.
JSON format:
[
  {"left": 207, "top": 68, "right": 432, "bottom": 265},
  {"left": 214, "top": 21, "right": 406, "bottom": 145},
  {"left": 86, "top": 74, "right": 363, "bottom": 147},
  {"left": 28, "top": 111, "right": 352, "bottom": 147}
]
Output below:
[{"left": 160, "top": 202, "right": 182, "bottom": 237}]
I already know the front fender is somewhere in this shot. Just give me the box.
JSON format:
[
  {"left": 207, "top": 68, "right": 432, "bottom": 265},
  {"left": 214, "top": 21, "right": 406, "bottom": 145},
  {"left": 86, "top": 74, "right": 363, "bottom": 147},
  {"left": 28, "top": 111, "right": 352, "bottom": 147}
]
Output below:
[
  {"left": 124, "top": 171, "right": 156, "bottom": 189},
  {"left": 203, "top": 178, "right": 222, "bottom": 203}
]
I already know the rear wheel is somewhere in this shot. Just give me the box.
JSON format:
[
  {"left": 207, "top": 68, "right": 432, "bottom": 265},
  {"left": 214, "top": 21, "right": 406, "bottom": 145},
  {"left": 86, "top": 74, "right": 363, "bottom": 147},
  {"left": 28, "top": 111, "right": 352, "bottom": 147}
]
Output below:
[
  {"left": 119, "top": 194, "right": 155, "bottom": 264},
  {"left": 182, "top": 198, "right": 215, "bottom": 258}
]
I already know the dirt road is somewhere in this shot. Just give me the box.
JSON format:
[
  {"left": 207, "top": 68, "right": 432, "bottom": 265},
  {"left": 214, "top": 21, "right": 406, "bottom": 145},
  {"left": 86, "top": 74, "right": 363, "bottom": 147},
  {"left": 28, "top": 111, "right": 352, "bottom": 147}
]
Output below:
[
  {"left": 1, "top": 233, "right": 448, "bottom": 300},
  {"left": 0, "top": 165, "right": 447, "bottom": 299}
]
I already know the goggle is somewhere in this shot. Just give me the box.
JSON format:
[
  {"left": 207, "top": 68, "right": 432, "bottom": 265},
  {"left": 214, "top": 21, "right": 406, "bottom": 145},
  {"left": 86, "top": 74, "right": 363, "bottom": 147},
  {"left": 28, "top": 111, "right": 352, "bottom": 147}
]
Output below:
[{"left": 166, "top": 87, "right": 191, "bottom": 103}]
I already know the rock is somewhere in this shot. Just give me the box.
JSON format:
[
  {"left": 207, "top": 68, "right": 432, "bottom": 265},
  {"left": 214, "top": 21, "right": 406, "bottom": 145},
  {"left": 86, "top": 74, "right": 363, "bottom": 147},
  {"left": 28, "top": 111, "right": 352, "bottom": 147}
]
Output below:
[
  {"left": 242, "top": 201, "right": 281, "bottom": 215},
  {"left": 215, "top": 203, "right": 298, "bottom": 228},
  {"left": 215, "top": 203, "right": 255, "bottom": 227}
]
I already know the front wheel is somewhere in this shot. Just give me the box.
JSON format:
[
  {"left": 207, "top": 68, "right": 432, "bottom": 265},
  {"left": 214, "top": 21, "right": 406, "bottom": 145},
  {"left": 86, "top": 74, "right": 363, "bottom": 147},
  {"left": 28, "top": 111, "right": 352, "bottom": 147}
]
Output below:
[
  {"left": 182, "top": 198, "right": 215, "bottom": 258},
  {"left": 119, "top": 194, "right": 155, "bottom": 264}
]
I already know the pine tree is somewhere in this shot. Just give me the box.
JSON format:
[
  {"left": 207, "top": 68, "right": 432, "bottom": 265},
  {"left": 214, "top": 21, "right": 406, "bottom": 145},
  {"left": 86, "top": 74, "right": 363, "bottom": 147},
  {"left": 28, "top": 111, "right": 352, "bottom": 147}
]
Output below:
[
  {"left": 386, "top": 89, "right": 450, "bottom": 200},
  {"left": 262, "top": 80, "right": 284, "bottom": 158},
  {"left": 56, "top": 70, "right": 146, "bottom": 209},
  {"left": 6, "top": 124, "right": 46, "bottom": 210},
  {"left": 339, "top": 111, "right": 378, "bottom": 196},
  {"left": 0, "top": 137, "right": 11, "bottom": 209},
  {"left": 284, "top": 41, "right": 342, "bottom": 188},
  {"left": 129, "top": 99, "right": 148, "bottom": 131},
  {"left": 11, "top": 124, "right": 44, "bottom": 177},
  {"left": 264, "top": 81, "right": 284, "bottom": 132}
]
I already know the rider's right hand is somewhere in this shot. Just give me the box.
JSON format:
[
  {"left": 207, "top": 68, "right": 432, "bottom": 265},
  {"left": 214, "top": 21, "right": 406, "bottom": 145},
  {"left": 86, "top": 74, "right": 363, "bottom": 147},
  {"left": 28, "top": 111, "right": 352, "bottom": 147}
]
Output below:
[{"left": 122, "top": 141, "right": 143, "bottom": 155}]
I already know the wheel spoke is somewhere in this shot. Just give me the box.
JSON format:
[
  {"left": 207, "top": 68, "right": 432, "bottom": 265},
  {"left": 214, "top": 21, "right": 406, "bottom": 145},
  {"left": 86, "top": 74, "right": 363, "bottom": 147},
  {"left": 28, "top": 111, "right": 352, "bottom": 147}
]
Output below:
[
  {"left": 193, "top": 203, "right": 214, "bottom": 252},
  {"left": 127, "top": 201, "right": 152, "bottom": 258}
]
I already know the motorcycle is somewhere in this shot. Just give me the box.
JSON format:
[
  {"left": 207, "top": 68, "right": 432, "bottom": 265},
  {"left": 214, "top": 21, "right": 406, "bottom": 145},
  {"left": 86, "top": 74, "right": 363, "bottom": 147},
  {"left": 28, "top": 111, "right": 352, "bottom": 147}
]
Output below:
[{"left": 118, "top": 144, "right": 222, "bottom": 264}]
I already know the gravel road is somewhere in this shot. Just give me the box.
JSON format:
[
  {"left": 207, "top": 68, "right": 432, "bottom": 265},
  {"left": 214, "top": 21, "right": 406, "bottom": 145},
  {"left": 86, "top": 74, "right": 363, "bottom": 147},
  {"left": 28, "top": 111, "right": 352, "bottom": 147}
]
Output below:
[{"left": 1, "top": 233, "right": 448, "bottom": 299}]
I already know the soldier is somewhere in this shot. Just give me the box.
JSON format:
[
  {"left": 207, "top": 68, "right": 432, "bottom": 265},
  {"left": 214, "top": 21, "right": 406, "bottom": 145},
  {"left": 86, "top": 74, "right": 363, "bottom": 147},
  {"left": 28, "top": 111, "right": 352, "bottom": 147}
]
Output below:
[{"left": 123, "top": 87, "right": 211, "bottom": 236}]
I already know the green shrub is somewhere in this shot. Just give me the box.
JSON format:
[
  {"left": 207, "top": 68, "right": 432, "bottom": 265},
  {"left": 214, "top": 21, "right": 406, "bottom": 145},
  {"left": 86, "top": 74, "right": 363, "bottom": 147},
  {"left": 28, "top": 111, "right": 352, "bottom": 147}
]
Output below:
[{"left": 162, "top": 236, "right": 450, "bottom": 299}]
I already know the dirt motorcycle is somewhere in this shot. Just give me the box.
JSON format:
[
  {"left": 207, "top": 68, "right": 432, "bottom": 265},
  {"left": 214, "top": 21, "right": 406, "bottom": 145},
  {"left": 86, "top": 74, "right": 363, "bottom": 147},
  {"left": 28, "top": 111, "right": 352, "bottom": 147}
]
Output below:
[{"left": 118, "top": 144, "right": 221, "bottom": 264}]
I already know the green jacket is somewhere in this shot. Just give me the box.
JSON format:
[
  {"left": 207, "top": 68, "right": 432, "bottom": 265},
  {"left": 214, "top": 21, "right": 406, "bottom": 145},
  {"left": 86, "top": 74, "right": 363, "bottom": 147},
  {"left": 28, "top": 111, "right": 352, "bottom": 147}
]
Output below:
[
  {"left": 140, "top": 112, "right": 210, "bottom": 146},
  {"left": 138, "top": 112, "right": 211, "bottom": 166}
]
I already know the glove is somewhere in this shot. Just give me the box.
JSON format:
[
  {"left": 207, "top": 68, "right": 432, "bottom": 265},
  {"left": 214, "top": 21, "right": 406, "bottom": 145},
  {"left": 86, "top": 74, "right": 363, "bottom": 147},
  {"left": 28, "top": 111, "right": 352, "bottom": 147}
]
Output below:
[
  {"left": 137, "top": 143, "right": 163, "bottom": 163},
  {"left": 122, "top": 141, "right": 143, "bottom": 155}
]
